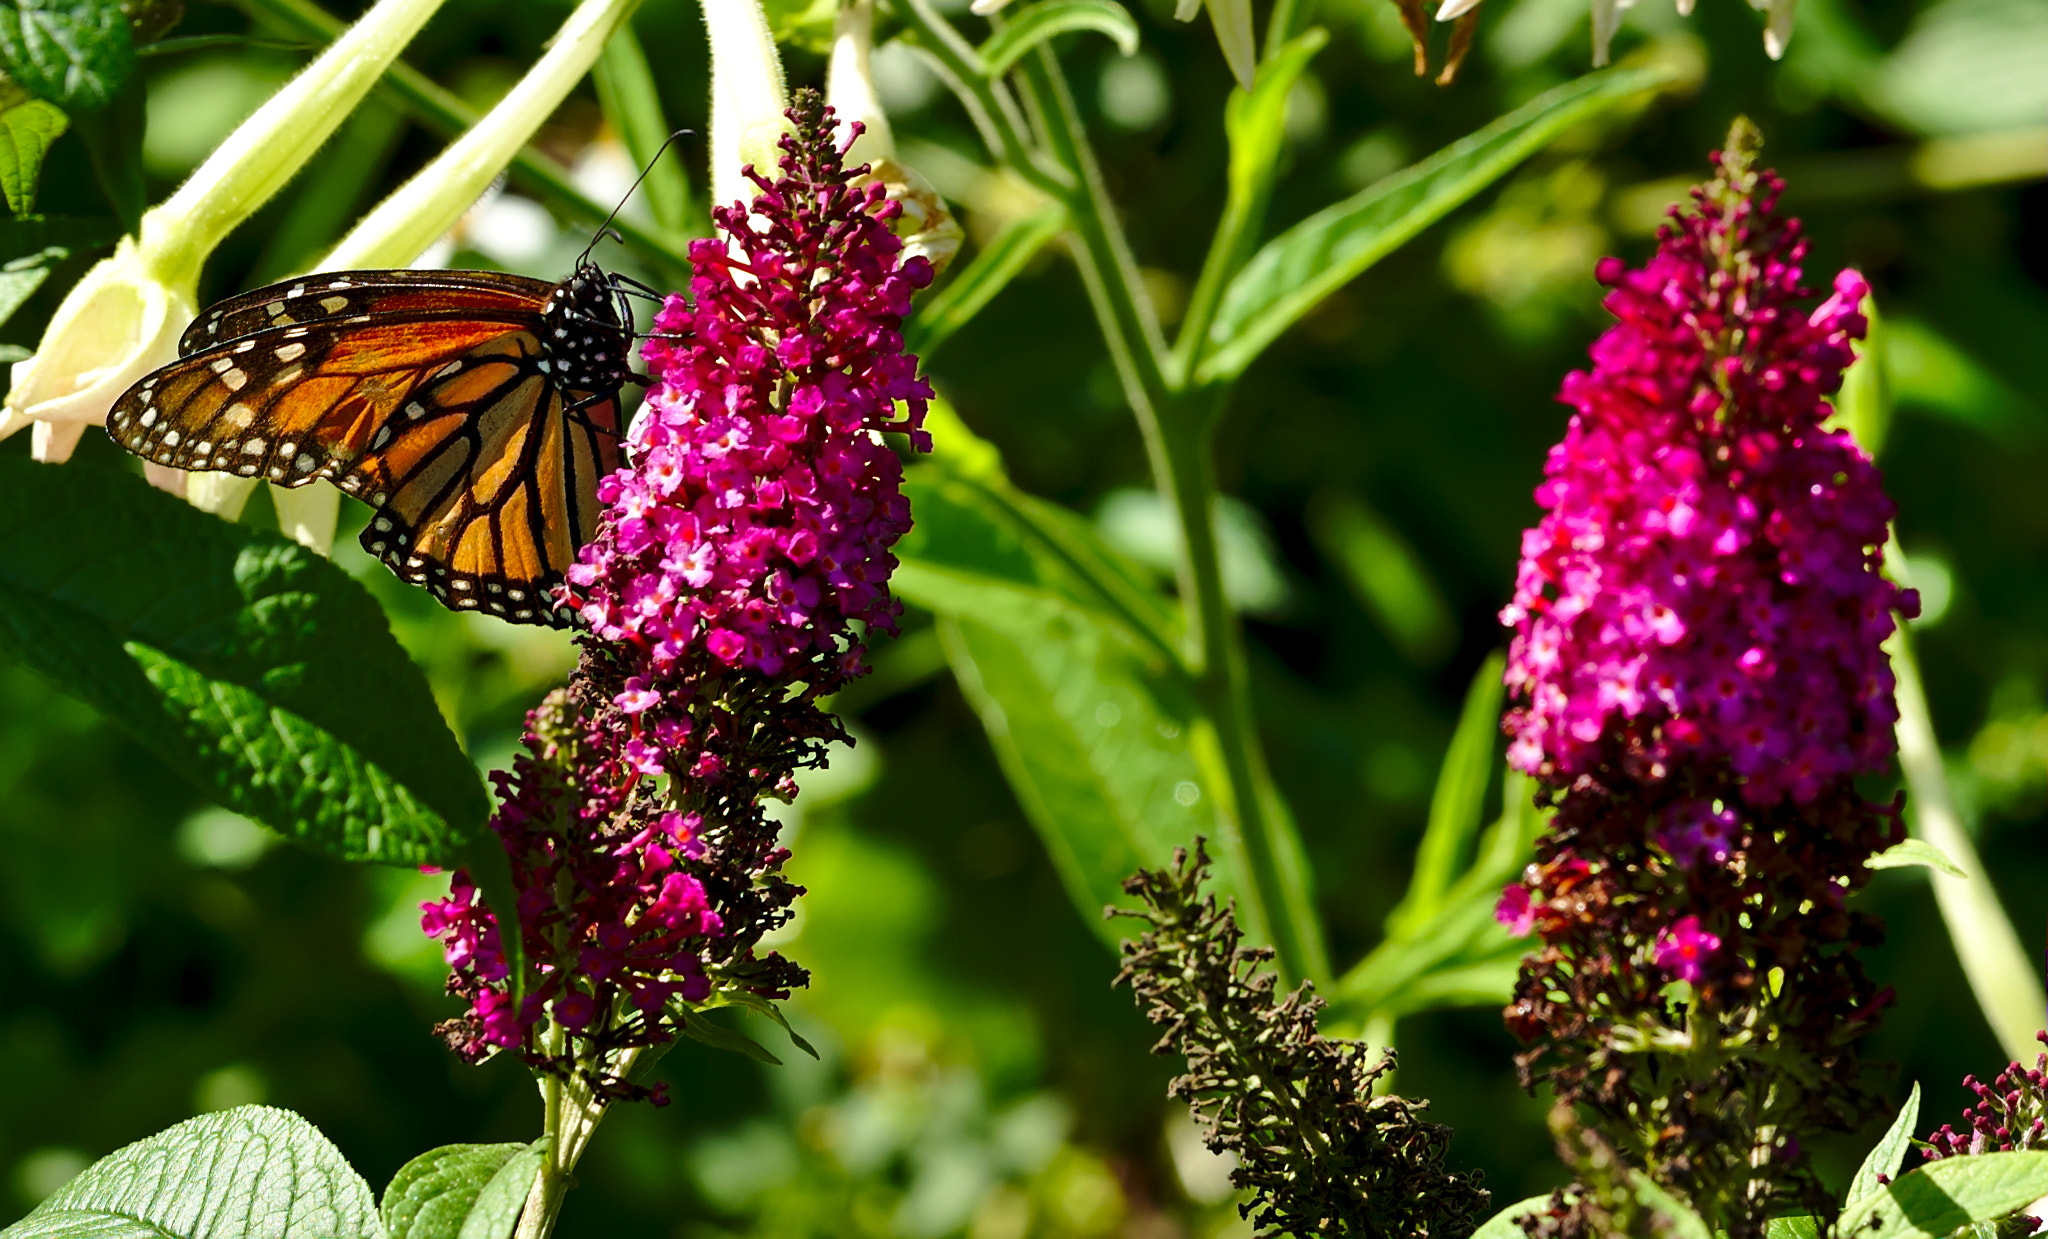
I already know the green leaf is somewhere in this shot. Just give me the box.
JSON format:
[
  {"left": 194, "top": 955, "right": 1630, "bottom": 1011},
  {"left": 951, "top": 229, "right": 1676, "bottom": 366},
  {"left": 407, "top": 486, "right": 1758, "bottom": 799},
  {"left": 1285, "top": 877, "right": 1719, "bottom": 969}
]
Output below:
[
  {"left": 905, "top": 201, "right": 1067, "bottom": 360},
  {"left": 937, "top": 604, "right": 1239, "bottom": 948},
  {"left": 678, "top": 1011, "right": 785, "bottom": 1066},
  {"left": 1384, "top": 652, "right": 1504, "bottom": 939},
  {"left": 0, "top": 458, "right": 489, "bottom": 864},
  {"left": 381, "top": 1141, "right": 546, "bottom": 1239},
  {"left": 900, "top": 402, "right": 1181, "bottom": 663},
  {"left": 1869, "top": 837, "right": 1967, "bottom": 877},
  {"left": 1195, "top": 66, "right": 1671, "bottom": 385},
  {"left": 899, "top": 403, "right": 1300, "bottom": 955},
  {"left": 1845, "top": 1151, "right": 2048, "bottom": 1239},
  {"left": 1173, "top": 28, "right": 1324, "bottom": 378},
  {"left": 1472, "top": 1194, "right": 1562, "bottom": 1239},
  {"left": 978, "top": 0, "right": 1140, "bottom": 76},
  {"left": 1220, "top": 30, "right": 1322, "bottom": 205},
  {"left": 1766, "top": 1215, "right": 1821, "bottom": 1239},
  {"left": 0, "top": 243, "right": 62, "bottom": 327},
  {"left": 0, "top": 0, "right": 137, "bottom": 111},
  {"left": 711, "top": 987, "right": 821, "bottom": 1060},
  {"left": 0, "top": 78, "right": 68, "bottom": 217},
  {"left": 0, "top": 1105, "right": 379, "bottom": 1238},
  {"left": 1844, "top": 1084, "right": 1924, "bottom": 1216},
  {"left": 0, "top": 210, "right": 120, "bottom": 259},
  {"left": 1629, "top": 1173, "right": 1713, "bottom": 1239}
]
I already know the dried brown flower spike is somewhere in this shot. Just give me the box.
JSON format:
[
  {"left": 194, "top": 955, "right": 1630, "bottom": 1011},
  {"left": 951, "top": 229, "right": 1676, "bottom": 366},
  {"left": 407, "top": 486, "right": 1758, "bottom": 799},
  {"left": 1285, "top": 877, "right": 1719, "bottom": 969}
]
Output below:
[{"left": 1110, "top": 840, "right": 1489, "bottom": 1237}]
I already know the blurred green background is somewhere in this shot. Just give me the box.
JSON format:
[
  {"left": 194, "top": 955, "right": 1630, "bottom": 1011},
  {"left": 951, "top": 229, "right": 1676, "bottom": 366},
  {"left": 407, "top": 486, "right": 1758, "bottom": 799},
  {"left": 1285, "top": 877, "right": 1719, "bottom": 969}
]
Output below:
[{"left": 1, "top": 0, "right": 2043, "bottom": 1233}]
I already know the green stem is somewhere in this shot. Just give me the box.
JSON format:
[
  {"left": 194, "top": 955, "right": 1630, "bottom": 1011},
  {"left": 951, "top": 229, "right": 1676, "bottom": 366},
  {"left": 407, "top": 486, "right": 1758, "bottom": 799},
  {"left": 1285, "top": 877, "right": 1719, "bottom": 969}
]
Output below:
[
  {"left": 1885, "top": 596, "right": 2044, "bottom": 1062},
  {"left": 238, "top": 0, "right": 694, "bottom": 282},
  {"left": 515, "top": 1043, "right": 628, "bottom": 1239},
  {"left": 904, "top": 0, "right": 1325, "bottom": 980}
]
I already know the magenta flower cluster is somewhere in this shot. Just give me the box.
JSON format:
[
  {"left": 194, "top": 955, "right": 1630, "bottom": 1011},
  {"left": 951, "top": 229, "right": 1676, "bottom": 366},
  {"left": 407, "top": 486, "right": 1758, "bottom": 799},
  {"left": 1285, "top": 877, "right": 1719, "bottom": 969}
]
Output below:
[
  {"left": 561, "top": 112, "right": 934, "bottom": 689},
  {"left": 424, "top": 95, "right": 927, "bottom": 1100},
  {"left": 1926, "top": 1031, "right": 2048, "bottom": 1161},
  {"left": 1498, "top": 137, "right": 1913, "bottom": 1231},
  {"left": 1500, "top": 179, "right": 1914, "bottom": 805},
  {"left": 422, "top": 698, "right": 723, "bottom": 1077}
]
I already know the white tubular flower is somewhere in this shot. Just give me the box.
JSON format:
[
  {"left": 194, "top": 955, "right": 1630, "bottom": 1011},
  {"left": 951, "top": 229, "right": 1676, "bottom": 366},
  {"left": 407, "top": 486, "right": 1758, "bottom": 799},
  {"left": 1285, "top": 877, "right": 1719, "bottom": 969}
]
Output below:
[
  {"left": 703, "top": 0, "right": 791, "bottom": 213},
  {"left": 201, "top": 0, "right": 643, "bottom": 550},
  {"left": 325, "top": 0, "right": 642, "bottom": 269},
  {"left": 0, "top": 0, "right": 449, "bottom": 475},
  {"left": 825, "top": 0, "right": 963, "bottom": 273}
]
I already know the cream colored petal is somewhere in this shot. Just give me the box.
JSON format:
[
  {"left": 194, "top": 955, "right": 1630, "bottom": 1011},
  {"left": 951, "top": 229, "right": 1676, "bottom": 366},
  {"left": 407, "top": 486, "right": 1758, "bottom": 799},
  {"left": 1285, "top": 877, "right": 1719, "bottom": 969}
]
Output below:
[
  {"left": 1436, "top": 0, "right": 1483, "bottom": 22},
  {"left": 826, "top": 0, "right": 895, "bottom": 166},
  {"left": 704, "top": 0, "right": 792, "bottom": 213},
  {"left": 272, "top": 484, "right": 340, "bottom": 555},
  {"left": 142, "top": 461, "right": 189, "bottom": 498},
  {"left": 1763, "top": 0, "right": 1796, "bottom": 58},
  {"left": 969, "top": 0, "right": 1017, "bottom": 17},
  {"left": 187, "top": 474, "right": 259, "bottom": 521},
  {"left": 31, "top": 418, "right": 88, "bottom": 463},
  {"left": 2, "top": 239, "right": 192, "bottom": 439}
]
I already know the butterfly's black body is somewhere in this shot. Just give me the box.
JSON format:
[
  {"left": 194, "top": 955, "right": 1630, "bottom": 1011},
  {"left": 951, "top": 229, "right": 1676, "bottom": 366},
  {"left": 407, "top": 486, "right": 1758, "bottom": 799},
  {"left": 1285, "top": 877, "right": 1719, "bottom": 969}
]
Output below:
[
  {"left": 540, "top": 258, "right": 645, "bottom": 407},
  {"left": 108, "top": 262, "right": 658, "bottom": 627}
]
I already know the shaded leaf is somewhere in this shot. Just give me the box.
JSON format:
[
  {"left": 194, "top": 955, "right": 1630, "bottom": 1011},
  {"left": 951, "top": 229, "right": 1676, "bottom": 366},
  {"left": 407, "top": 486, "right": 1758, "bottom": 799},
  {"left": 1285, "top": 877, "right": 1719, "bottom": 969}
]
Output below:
[
  {"left": 0, "top": 0, "right": 137, "bottom": 110},
  {"left": 1384, "top": 653, "right": 1503, "bottom": 939},
  {"left": 1629, "top": 1173, "right": 1713, "bottom": 1239},
  {"left": 0, "top": 243, "right": 64, "bottom": 326},
  {"left": 936, "top": 605, "right": 1227, "bottom": 948},
  {"left": 0, "top": 1105, "right": 378, "bottom": 1238},
  {"left": 0, "top": 458, "right": 488, "bottom": 864},
  {"left": 1196, "top": 66, "right": 1671, "bottom": 384}
]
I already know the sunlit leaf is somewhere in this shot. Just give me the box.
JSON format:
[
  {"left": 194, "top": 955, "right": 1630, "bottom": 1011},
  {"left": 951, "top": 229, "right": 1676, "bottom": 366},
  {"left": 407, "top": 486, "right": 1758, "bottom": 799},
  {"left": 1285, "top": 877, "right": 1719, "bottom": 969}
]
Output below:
[
  {"left": 1848, "top": 1151, "right": 2048, "bottom": 1239},
  {"left": 0, "top": 1106, "right": 378, "bottom": 1239},
  {"left": 1196, "top": 66, "right": 1670, "bottom": 385},
  {"left": 382, "top": 1141, "right": 546, "bottom": 1239},
  {"left": 1843, "top": 1084, "right": 1923, "bottom": 1218},
  {"left": 0, "top": 79, "right": 68, "bottom": 217}
]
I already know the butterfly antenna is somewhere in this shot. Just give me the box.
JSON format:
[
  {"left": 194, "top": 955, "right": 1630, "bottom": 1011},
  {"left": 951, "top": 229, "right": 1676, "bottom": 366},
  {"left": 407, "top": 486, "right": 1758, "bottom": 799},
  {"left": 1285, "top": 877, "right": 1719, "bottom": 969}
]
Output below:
[{"left": 579, "top": 129, "right": 693, "bottom": 267}]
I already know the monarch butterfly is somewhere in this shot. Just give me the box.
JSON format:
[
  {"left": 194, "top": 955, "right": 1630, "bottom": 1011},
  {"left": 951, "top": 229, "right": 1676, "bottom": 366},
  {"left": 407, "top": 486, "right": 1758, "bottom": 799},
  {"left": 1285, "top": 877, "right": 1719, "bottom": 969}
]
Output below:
[{"left": 107, "top": 259, "right": 647, "bottom": 627}]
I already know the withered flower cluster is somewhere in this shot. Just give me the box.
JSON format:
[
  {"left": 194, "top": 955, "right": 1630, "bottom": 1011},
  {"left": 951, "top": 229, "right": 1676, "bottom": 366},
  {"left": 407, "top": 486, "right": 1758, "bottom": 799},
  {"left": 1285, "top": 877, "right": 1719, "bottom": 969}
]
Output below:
[{"left": 1111, "top": 840, "right": 1489, "bottom": 1237}]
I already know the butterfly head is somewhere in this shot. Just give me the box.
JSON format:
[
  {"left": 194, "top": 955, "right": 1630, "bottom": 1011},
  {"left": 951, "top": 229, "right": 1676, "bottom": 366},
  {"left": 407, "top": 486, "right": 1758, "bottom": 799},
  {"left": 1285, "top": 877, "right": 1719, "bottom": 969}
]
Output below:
[{"left": 542, "top": 261, "right": 637, "bottom": 398}]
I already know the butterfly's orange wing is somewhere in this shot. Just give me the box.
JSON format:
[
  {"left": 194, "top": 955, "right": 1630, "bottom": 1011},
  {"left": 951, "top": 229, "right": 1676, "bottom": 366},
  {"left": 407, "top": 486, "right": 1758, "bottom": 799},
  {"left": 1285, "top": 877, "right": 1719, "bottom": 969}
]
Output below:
[{"left": 109, "top": 277, "right": 624, "bottom": 627}]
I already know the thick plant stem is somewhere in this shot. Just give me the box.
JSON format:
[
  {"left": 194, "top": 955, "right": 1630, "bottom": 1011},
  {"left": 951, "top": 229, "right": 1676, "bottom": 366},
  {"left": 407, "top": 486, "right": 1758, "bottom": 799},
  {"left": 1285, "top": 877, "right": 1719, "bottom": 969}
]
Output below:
[
  {"left": 514, "top": 1052, "right": 626, "bottom": 1239},
  {"left": 901, "top": 0, "right": 1326, "bottom": 980},
  {"left": 1886, "top": 611, "right": 2044, "bottom": 1062}
]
